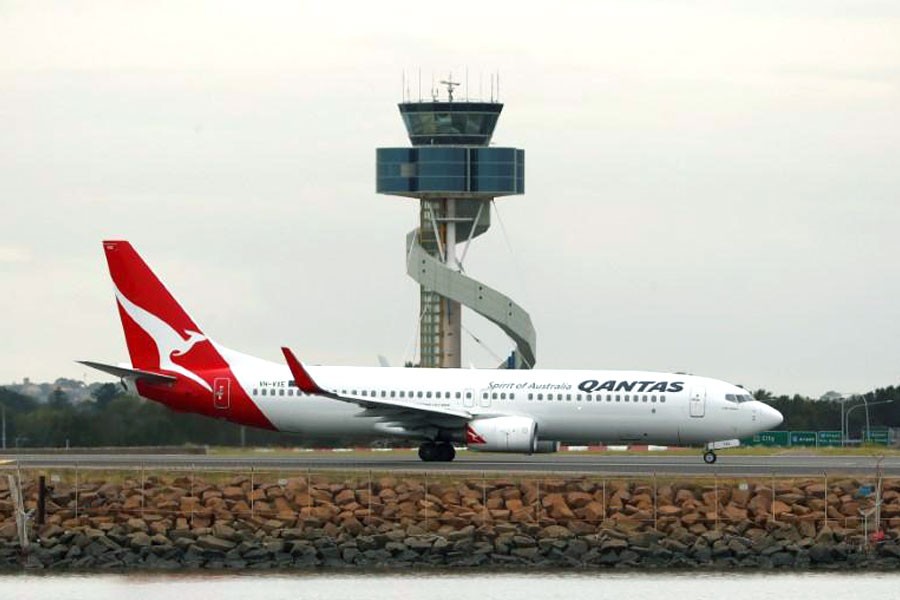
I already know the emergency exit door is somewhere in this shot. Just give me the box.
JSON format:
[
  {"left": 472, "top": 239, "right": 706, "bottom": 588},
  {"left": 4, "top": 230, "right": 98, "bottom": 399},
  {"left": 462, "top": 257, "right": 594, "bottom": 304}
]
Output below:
[{"left": 213, "top": 378, "right": 231, "bottom": 410}]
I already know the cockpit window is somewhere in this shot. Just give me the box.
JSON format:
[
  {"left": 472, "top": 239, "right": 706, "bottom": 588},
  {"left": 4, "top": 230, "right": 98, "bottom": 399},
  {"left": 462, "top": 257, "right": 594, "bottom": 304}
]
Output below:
[{"left": 726, "top": 393, "right": 754, "bottom": 403}]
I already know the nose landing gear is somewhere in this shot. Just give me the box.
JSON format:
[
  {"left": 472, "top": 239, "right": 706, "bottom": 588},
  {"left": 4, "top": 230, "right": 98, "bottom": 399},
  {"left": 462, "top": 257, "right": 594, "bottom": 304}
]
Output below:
[
  {"left": 418, "top": 442, "right": 456, "bottom": 462},
  {"left": 702, "top": 438, "right": 740, "bottom": 464}
]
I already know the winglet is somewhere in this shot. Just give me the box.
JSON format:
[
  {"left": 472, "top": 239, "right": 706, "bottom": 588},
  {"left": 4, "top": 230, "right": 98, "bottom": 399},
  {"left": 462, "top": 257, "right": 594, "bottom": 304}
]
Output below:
[{"left": 281, "top": 347, "right": 327, "bottom": 396}]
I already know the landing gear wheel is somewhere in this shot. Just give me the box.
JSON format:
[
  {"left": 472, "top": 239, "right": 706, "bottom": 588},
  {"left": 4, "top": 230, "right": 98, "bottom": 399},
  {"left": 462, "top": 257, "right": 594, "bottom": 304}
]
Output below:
[
  {"left": 703, "top": 450, "right": 717, "bottom": 464},
  {"left": 435, "top": 443, "right": 456, "bottom": 462},
  {"left": 418, "top": 442, "right": 437, "bottom": 462}
]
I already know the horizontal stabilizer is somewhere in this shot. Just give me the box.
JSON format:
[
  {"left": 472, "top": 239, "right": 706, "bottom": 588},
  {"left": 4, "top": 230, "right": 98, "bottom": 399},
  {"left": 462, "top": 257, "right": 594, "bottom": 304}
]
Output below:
[{"left": 78, "top": 360, "right": 177, "bottom": 385}]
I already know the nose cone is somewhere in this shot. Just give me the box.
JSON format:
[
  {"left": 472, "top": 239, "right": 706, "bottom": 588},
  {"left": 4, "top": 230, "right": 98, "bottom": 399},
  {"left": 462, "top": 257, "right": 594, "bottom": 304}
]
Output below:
[{"left": 760, "top": 403, "right": 784, "bottom": 430}]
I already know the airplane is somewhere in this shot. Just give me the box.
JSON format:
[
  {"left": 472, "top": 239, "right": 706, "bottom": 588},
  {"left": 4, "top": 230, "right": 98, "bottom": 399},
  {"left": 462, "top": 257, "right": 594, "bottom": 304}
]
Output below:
[{"left": 81, "top": 240, "right": 783, "bottom": 464}]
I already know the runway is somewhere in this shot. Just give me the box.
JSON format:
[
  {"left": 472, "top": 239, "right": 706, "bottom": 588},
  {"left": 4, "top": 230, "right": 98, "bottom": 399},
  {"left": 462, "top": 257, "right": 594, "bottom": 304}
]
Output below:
[{"left": 2, "top": 452, "right": 899, "bottom": 477}]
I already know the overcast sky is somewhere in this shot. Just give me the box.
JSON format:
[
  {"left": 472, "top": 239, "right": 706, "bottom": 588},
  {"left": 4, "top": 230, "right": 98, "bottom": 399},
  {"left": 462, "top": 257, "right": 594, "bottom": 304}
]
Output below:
[{"left": 1, "top": 1, "right": 898, "bottom": 397}]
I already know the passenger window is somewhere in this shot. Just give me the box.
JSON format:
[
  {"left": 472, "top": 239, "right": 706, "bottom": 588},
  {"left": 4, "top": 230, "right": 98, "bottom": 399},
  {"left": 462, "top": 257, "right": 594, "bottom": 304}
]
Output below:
[
  {"left": 253, "top": 389, "right": 258, "bottom": 395},
  {"left": 651, "top": 395, "right": 657, "bottom": 403},
  {"left": 287, "top": 389, "right": 293, "bottom": 396},
  {"left": 381, "top": 391, "right": 386, "bottom": 397},
  {"left": 661, "top": 395, "right": 667, "bottom": 403},
  {"left": 352, "top": 390, "right": 357, "bottom": 395},
  {"left": 615, "top": 395, "right": 620, "bottom": 402},
  {"left": 528, "top": 393, "right": 533, "bottom": 400},
  {"left": 643, "top": 395, "right": 648, "bottom": 402},
  {"left": 492, "top": 393, "right": 498, "bottom": 399},
  {"left": 390, "top": 391, "right": 396, "bottom": 398},
  {"left": 586, "top": 395, "right": 591, "bottom": 402},
  {"left": 511, "top": 393, "right": 515, "bottom": 400},
  {"left": 537, "top": 394, "right": 543, "bottom": 401},
  {"left": 607, "top": 394, "right": 612, "bottom": 402},
  {"left": 576, "top": 394, "right": 582, "bottom": 402},
  {"left": 261, "top": 389, "right": 266, "bottom": 396},
  {"left": 482, "top": 392, "right": 488, "bottom": 399},
  {"left": 426, "top": 391, "right": 432, "bottom": 398},
  {"left": 456, "top": 392, "right": 461, "bottom": 399},
  {"left": 371, "top": 390, "right": 376, "bottom": 396},
  {"left": 417, "top": 391, "right": 423, "bottom": 398},
  {"left": 279, "top": 389, "right": 284, "bottom": 396},
  {"left": 566, "top": 394, "right": 572, "bottom": 401},
  {"left": 466, "top": 392, "right": 471, "bottom": 399}
]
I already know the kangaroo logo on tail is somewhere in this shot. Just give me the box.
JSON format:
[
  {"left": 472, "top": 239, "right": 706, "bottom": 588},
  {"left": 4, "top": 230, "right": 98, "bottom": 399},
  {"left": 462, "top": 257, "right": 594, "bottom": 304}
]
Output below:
[{"left": 114, "top": 287, "right": 212, "bottom": 391}]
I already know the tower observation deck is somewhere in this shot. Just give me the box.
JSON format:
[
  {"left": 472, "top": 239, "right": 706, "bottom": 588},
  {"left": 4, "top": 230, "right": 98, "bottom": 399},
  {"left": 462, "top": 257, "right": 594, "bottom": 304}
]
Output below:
[{"left": 376, "top": 82, "right": 535, "bottom": 369}]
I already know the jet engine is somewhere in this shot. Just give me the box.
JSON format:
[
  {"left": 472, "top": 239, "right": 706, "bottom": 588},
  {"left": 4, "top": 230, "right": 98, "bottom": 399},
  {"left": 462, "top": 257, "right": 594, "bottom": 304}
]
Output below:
[
  {"left": 466, "top": 416, "right": 538, "bottom": 453},
  {"left": 533, "top": 440, "right": 559, "bottom": 453}
]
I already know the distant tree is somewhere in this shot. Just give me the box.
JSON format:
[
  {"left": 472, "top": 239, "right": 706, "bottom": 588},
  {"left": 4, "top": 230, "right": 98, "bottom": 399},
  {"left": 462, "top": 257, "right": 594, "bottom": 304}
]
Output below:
[
  {"left": 91, "top": 383, "right": 120, "bottom": 409},
  {"left": 47, "top": 388, "right": 70, "bottom": 409},
  {"left": 753, "top": 389, "right": 774, "bottom": 403}
]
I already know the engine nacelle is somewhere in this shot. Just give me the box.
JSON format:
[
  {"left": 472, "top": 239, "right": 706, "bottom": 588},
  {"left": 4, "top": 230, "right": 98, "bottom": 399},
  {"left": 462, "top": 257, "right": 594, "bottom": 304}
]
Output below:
[
  {"left": 534, "top": 440, "right": 559, "bottom": 453},
  {"left": 466, "top": 416, "right": 538, "bottom": 453}
]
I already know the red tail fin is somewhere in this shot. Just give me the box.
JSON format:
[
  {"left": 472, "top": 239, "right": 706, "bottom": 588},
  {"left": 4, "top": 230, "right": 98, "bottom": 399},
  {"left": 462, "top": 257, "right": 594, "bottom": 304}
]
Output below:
[{"left": 102, "top": 241, "right": 206, "bottom": 373}]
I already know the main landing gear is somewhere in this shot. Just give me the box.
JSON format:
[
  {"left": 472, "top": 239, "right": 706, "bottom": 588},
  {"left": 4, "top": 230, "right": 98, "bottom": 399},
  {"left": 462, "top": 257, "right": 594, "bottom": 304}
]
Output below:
[
  {"left": 703, "top": 450, "right": 717, "bottom": 464},
  {"left": 418, "top": 442, "right": 456, "bottom": 462}
]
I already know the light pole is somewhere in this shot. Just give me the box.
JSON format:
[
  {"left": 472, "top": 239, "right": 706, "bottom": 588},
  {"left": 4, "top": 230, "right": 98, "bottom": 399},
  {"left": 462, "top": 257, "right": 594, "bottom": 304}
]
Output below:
[
  {"left": 840, "top": 396, "right": 849, "bottom": 447},
  {"left": 846, "top": 398, "right": 894, "bottom": 443},
  {"left": 845, "top": 402, "right": 867, "bottom": 444}
]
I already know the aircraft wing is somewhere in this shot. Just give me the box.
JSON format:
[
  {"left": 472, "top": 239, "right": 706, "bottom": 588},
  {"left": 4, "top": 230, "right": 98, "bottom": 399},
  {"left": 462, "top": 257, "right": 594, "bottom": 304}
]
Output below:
[
  {"left": 281, "top": 347, "right": 472, "bottom": 424},
  {"left": 78, "top": 360, "right": 177, "bottom": 385}
]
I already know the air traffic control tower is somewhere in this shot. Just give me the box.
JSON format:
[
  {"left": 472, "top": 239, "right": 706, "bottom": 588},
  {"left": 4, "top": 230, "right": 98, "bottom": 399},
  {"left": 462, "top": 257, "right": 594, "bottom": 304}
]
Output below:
[{"left": 376, "top": 81, "right": 536, "bottom": 369}]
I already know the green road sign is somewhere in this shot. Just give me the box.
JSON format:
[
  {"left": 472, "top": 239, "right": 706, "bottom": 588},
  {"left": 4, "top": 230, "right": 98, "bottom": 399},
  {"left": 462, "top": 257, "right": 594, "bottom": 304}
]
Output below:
[
  {"left": 748, "top": 431, "right": 790, "bottom": 446},
  {"left": 790, "top": 431, "right": 817, "bottom": 446},
  {"left": 865, "top": 428, "right": 890, "bottom": 445},
  {"left": 817, "top": 431, "right": 842, "bottom": 447}
]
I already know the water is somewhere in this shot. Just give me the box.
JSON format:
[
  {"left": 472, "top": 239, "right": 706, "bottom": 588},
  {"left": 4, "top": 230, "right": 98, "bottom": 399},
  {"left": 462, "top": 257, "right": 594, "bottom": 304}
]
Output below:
[{"left": 0, "top": 572, "right": 897, "bottom": 600}]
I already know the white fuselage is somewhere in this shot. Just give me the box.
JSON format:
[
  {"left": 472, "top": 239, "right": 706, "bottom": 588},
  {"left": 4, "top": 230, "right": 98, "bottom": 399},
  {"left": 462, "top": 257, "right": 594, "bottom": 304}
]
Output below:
[{"left": 196, "top": 347, "right": 782, "bottom": 446}]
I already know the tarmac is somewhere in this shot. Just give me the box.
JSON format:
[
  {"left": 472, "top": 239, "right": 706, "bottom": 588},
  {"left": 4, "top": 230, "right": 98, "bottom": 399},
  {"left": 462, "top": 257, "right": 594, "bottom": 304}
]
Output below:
[{"left": 3, "top": 451, "right": 898, "bottom": 477}]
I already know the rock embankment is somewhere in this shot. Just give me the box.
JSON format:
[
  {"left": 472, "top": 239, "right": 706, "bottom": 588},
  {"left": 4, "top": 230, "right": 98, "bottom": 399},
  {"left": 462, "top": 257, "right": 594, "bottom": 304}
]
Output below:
[{"left": 2, "top": 472, "right": 900, "bottom": 570}]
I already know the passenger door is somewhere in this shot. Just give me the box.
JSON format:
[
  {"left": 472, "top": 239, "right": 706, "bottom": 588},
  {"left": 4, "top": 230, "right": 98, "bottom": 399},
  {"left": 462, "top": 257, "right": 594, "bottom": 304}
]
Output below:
[{"left": 689, "top": 386, "right": 705, "bottom": 418}]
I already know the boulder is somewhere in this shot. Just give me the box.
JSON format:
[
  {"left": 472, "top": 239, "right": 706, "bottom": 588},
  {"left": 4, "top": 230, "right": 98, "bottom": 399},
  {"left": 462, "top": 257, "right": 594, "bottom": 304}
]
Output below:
[
  {"left": 539, "top": 525, "right": 574, "bottom": 540},
  {"left": 196, "top": 535, "right": 236, "bottom": 552}
]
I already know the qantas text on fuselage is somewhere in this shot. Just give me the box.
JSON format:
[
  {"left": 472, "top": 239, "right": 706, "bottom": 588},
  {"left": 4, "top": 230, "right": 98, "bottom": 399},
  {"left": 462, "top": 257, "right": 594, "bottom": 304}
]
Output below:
[{"left": 81, "top": 241, "right": 783, "bottom": 463}]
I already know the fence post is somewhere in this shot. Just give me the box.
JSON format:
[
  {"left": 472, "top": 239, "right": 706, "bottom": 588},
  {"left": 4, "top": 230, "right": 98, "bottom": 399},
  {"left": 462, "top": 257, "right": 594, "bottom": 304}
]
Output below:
[
  {"left": 7, "top": 474, "right": 27, "bottom": 550},
  {"left": 771, "top": 473, "right": 776, "bottom": 524},
  {"left": 653, "top": 473, "right": 658, "bottom": 530},
  {"left": 602, "top": 479, "right": 607, "bottom": 520},
  {"left": 714, "top": 473, "right": 719, "bottom": 531},
  {"left": 189, "top": 463, "right": 195, "bottom": 527},
  {"left": 74, "top": 462, "right": 79, "bottom": 522},
  {"left": 140, "top": 462, "right": 145, "bottom": 519},
  {"left": 482, "top": 471, "right": 487, "bottom": 523}
]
